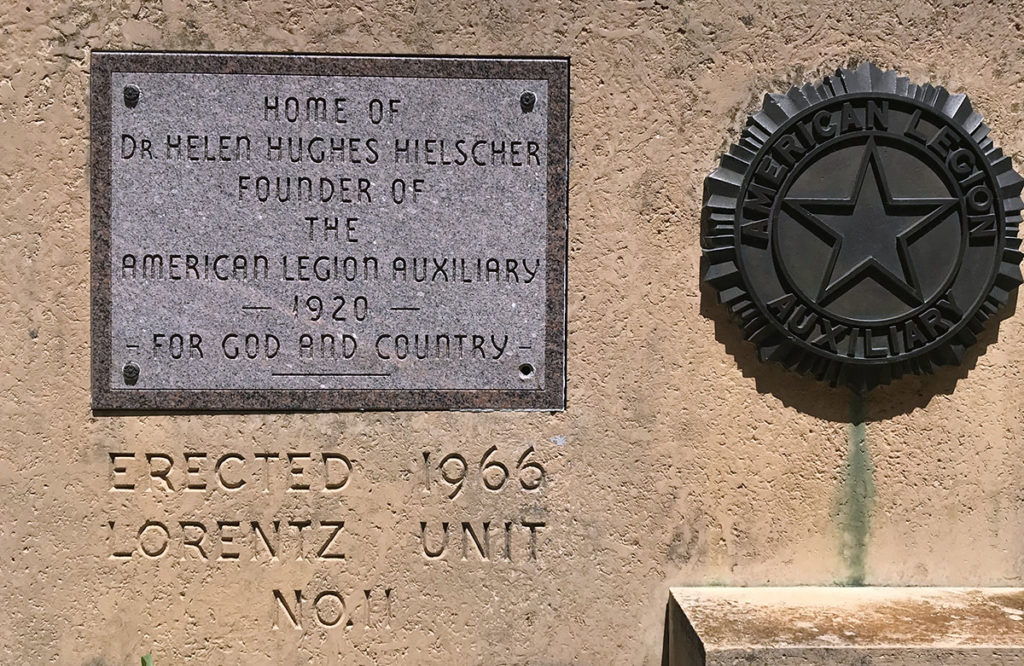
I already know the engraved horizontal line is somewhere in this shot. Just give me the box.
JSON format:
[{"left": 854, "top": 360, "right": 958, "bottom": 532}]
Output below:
[
  {"left": 271, "top": 372, "right": 391, "bottom": 378},
  {"left": 518, "top": 345, "right": 532, "bottom": 349},
  {"left": 389, "top": 306, "right": 420, "bottom": 311},
  {"left": 242, "top": 305, "right": 271, "bottom": 311},
  {"left": 125, "top": 344, "right": 140, "bottom": 349}
]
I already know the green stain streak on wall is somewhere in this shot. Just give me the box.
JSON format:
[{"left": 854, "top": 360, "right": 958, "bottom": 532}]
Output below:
[{"left": 836, "top": 393, "right": 875, "bottom": 586}]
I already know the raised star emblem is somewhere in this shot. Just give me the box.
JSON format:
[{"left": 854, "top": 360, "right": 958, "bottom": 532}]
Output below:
[
  {"left": 782, "top": 138, "right": 957, "bottom": 308},
  {"left": 701, "top": 63, "right": 1024, "bottom": 391}
]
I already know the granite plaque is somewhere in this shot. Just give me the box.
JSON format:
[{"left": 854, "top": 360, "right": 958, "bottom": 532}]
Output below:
[{"left": 91, "top": 53, "right": 568, "bottom": 411}]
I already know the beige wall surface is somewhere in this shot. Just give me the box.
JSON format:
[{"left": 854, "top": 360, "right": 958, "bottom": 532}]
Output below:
[{"left": 3, "top": 0, "right": 1024, "bottom": 663}]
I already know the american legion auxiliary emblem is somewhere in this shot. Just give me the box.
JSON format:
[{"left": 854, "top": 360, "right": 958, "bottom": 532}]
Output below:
[{"left": 702, "top": 63, "right": 1023, "bottom": 392}]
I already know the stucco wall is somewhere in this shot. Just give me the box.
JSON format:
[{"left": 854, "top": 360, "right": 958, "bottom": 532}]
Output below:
[{"left": 2, "top": 0, "right": 1024, "bottom": 663}]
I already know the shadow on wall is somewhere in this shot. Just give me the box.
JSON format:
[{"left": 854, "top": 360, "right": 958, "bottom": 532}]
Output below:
[{"left": 699, "top": 277, "right": 1018, "bottom": 422}]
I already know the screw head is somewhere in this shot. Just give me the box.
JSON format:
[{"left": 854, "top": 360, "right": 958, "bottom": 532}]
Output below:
[
  {"left": 520, "top": 91, "right": 536, "bottom": 113},
  {"left": 123, "top": 362, "right": 140, "bottom": 385},
  {"left": 123, "top": 85, "right": 140, "bottom": 109}
]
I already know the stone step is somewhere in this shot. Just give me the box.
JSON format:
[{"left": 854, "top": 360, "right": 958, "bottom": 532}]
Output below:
[{"left": 665, "top": 587, "right": 1024, "bottom": 665}]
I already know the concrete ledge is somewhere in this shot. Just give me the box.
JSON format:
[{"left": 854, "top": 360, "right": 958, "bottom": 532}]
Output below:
[{"left": 665, "top": 587, "right": 1024, "bottom": 665}]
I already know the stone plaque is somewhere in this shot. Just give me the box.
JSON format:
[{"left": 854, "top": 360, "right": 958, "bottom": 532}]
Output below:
[{"left": 91, "top": 53, "right": 568, "bottom": 411}]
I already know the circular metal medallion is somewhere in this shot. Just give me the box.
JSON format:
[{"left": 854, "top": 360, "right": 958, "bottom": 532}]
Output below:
[{"left": 702, "top": 64, "right": 1023, "bottom": 392}]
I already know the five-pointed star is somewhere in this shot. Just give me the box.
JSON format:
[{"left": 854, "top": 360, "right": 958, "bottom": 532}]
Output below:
[{"left": 781, "top": 138, "right": 958, "bottom": 307}]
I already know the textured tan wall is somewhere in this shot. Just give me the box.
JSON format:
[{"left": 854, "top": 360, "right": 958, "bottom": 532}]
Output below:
[{"left": 3, "top": 0, "right": 1024, "bottom": 664}]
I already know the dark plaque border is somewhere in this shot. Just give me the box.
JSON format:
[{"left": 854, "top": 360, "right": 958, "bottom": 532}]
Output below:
[{"left": 90, "top": 52, "right": 568, "bottom": 412}]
